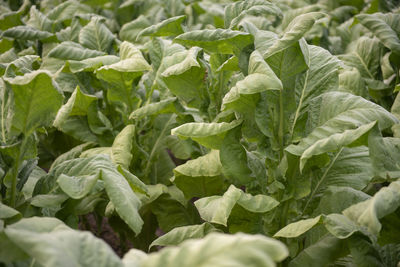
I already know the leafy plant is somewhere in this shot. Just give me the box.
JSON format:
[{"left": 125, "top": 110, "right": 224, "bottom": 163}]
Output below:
[{"left": 1, "top": 0, "right": 400, "bottom": 266}]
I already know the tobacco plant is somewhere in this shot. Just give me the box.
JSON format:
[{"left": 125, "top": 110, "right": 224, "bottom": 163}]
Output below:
[{"left": 1, "top": 0, "right": 400, "bottom": 266}]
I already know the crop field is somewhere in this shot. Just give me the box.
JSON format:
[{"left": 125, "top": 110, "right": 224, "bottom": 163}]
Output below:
[{"left": 0, "top": 0, "right": 400, "bottom": 266}]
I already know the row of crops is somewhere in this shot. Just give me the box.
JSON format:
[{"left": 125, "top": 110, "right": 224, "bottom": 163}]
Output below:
[{"left": 0, "top": 0, "right": 400, "bottom": 266}]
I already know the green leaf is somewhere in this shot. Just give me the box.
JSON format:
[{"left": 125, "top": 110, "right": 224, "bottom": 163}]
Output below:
[
  {"left": 53, "top": 86, "right": 97, "bottom": 128},
  {"left": 142, "top": 233, "right": 288, "bottom": 267},
  {"left": 171, "top": 119, "right": 243, "bottom": 149},
  {"left": 48, "top": 41, "right": 106, "bottom": 61},
  {"left": 44, "top": 155, "right": 144, "bottom": 234},
  {"left": 286, "top": 92, "right": 398, "bottom": 171},
  {"left": 96, "top": 42, "right": 151, "bottom": 113},
  {"left": 57, "top": 173, "right": 98, "bottom": 199},
  {"left": 265, "top": 12, "right": 325, "bottom": 57},
  {"left": 26, "top": 6, "right": 56, "bottom": 32},
  {"left": 290, "top": 44, "right": 341, "bottom": 140},
  {"left": 111, "top": 124, "right": 135, "bottom": 169},
  {"left": 224, "top": 0, "right": 282, "bottom": 29},
  {"left": 356, "top": 13, "right": 400, "bottom": 55},
  {"left": 120, "top": 15, "right": 151, "bottom": 43},
  {"left": 368, "top": 135, "right": 400, "bottom": 180},
  {"left": 129, "top": 97, "right": 177, "bottom": 120},
  {"left": 0, "top": 202, "right": 20, "bottom": 220},
  {"left": 149, "top": 223, "right": 220, "bottom": 248},
  {"left": 101, "top": 167, "right": 143, "bottom": 235},
  {"left": 146, "top": 185, "right": 200, "bottom": 232},
  {"left": 79, "top": 17, "right": 115, "bottom": 52},
  {"left": 220, "top": 127, "right": 253, "bottom": 185},
  {"left": 264, "top": 39, "right": 308, "bottom": 83},
  {"left": 2, "top": 26, "right": 54, "bottom": 41},
  {"left": 47, "top": 0, "right": 92, "bottom": 21},
  {"left": 68, "top": 55, "right": 119, "bottom": 73},
  {"left": 4, "top": 217, "right": 123, "bottom": 267},
  {"left": 343, "top": 181, "right": 400, "bottom": 236},
  {"left": 195, "top": 185, "right": 278, "bottom": 226},
  {"left": 222, "top": 50, "right": 282, "bottom": 111},
  {"left": 289, "top": 236, "right": 348, "bottom": 267},
  {"left": 137, "top": 15, "right": 186, "bottom": 39},
  {"left": 324, "top": 214, "right": 359, "bottom": 239},
  {"left": 174, "top": 29, "right": 254, "bottom": 55},
  {"left": 172, "top": 150, "right": 224, "bottom": 199},
  {"left": 4, "top": 70, "right": 63, "bottom": 136},
  {"left": 316, "top": 186, "right": 370, "bottom": 214},
  {"left": 274, "top": 216, "right": 322, "bottom": 238},
  {"left": 339, "top": 37, "right": 381, "bottom": 79},
  {"left": 161, "top": 47, "right": 206, "bottom": 108}
]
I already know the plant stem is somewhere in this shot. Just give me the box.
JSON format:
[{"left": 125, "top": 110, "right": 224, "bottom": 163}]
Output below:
[
  {"left": 278, "top": 89, "right": 284, "bottom": 158},
  {"left": 10, "top": 136, "right": 28, "bottom": 208},
  {"left": 145, "top": 114, "right": 175, "bottom": 184},
  {"left": 10, "top": 157, "right": 20, "bottom": 208},
  {"left": 301, "top": 148, "right": 344, "bottom": 215}
]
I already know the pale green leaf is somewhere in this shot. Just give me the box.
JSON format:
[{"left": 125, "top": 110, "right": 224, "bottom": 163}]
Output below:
[
  {"left": 53, "top": 86, "right": 96, "bottom": 129},
  {"left": 5, "top": 217, "right": 122, "bottom": 267},
  {"left": 339, "top": 37, "right": 381, "bottom": 79},
  {"left": 47, "top": 0, "right": 92, "bottom": 21},
  {"left": 222, "top": 51, "right": 282, "bottom": 110},
  {"left": 324, "top": 214, "right": 359, "bottom": 239},
  {"left": 174, "top": 29, "right": 254, "bottom": 55},
  {"left": 286, "top": 92, "right": 398, "bottom": 171},
  {"left": 171, "top": 120, "right": 243, "bottom": 149},
  {"left": 48, "top": 41, "right": 106, "bottom": 61},
  {"left": 101, "top": 168, "right": 143, "bottom": 235},
  {"left": 356, "top": 13, "right": 400, "bottom": 54},
  {"left": 195, "top": 185, "right": 278, "bottom": 226},
  {"left": 274, "top": 216, "right": 322, "bottom": 238},
  {"left": 2, "top": 26, "right": 54, "bottom": 41},
  {"left": 111, "top": 124, "right": 135, "bottom": 169},
  {"left": 172, "top": 150, "right": 223, "bottom": 199},
  {"left": 0, "top": 202, "right": 20, "bottom": 219},
  {"left": 120, "top": 15, "right": 151, "bottom": 43},
  {"left": 68, "top": 55, "right": 119, "bottom": 73},
  {"left": 265, "top": 12, "right": 325, "bottom": 57},
  {"left": 129, "top": 97, "right": 177, "bottom": 120},
  {"left": 290, "top": 44, "right": 341, "bottom": 139},
  {"left": 343, "top": 181, "right": 400, "bottom": 236},
  {"left": 137, "top": 15, "right": 185, "bottom": 39},
  {"left": 142, "top": 233, "right": 288, "bottom": 267},
  {"left": 150, "top": 223, "right": 220, "bottom": 248},
  {"left": 4, "top": 70, "right": 63, "bottom": 136},
  {"left": 79, "top": 17, "right": 115, "bottom": 52},
  {"left": 224, "top": 0, "right": 282, "bottom": 29},
  {"left": 57, "top": 173, "right": 99, "bottom": 199}
]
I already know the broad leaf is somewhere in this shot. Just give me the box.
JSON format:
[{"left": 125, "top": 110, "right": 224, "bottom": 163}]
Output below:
[
  {"left": 343, "top": 181, "right": 400, "bottom": 236},
  {"left": 5, "top": 70, "right": 63, "bottom": 136},
  {"left": 171, "top": 120, "right": 243, "bottom": 149},
  {"left": 48, "top": 41, "right": 106, "bottom": 61},
  {"left": 79, "top": 17, "right": 115, "bottom": 52},
  {"left": 149, "top": 223, "right": 220, "bottom": 248},
  {"left": 274, "top": 216, "right": 322, "bottom": 238},
  {"left": 174, "top": 29, "right": 254, "bottom": 55},
  {"left": 137, "top": 15, "right": 186, "bottom": 39},
  {"left": 195, "top": 185, "right": 279, "bottom": 226},
  {"left": 142, "top": 233, "right": 288, "bottom": 267},
  {"left": 265, "top": 12, "right": 324, "bottom": 57},
  {"left": 4, "top": 217, "right": 123, "bottom": 267},
  {"left": 356, "top": 13, "right": 400, "bottom": 54},
  {"left": 224, "top": 0, "right": 282, "bottom": 29},
  {"left": 172, "top": 150, "right": 224, "bottom": 199}
]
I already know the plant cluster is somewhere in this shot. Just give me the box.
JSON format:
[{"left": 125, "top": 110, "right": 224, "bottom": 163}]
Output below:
[{"left": 1, "top": 0, "right": 400, "bottom": 266}]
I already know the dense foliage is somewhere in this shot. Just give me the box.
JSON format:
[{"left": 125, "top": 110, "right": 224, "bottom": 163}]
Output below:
[{"left": 1, "top": 0, "right": 400, "bottom": 266}]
